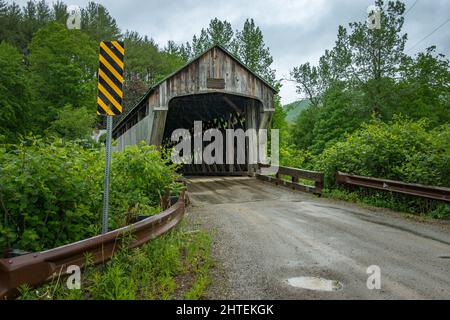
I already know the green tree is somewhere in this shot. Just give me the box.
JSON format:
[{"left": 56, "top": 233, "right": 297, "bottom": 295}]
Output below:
[
  {"left": 28, "top": 22, "right": 97, "bottom": 129},
  {"left": 394, "top": 46, "right": 450, "bottom": 125},
  {"left": 47, "top": 105, "right": 96, "bottom": 140},
  {"left": 191, "top": 18, "right": 234, "bottom": 56},
  {"left": 52, "top": 0, "right": 67, "bottom": 25},
  {"left": 183, "top": 18, "right": 276, "bottom": 83},
  {"left": 22, "top": 0, "right": 52, "bottom": 53},
  {"left": 234, "top": 18, "right": 275, "bottom": 83},
  {"left": 0, "top": 42, "right": 31, "bottom": 140},
  {"left": 0, "top": 2, "right": 25, "bottom": 51},
  {"left": 292, "top": 0, "right": 407, "bottom": 113},
  {"left": 81, "top": 2, "right": 121, "bottom": 42},
  {"left": 124, "top": 31, "right": 161, "bottom": 84},
  {"left": 291, "top": 59, "right": 330, "bottom": 108},
  {"left": 122, "top": 31, "right": 184, "bottom": 111},
  {"left": 289, "top": 0, "right": 449, "bottom": 156},
  {"left": 177, "top": 42, "right": 192, "bottom": 62}
]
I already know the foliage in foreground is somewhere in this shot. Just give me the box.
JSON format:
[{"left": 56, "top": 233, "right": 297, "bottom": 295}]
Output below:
[
  {"left": 17, "top": 222, "right": 212, "bottom": 300},
  {"left": 314, "top": 118, "right": 450, "bottom": 218},
  {"left": 0, "top": 138, "right": 179, "bottom": 253},
  {"left": 278, "top": 117, "right": 450, "bottom": 218}
]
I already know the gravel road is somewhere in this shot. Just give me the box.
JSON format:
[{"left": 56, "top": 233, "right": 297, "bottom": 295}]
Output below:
[{"left": 185, "top": 176, "right": 450, "bottom": 299}]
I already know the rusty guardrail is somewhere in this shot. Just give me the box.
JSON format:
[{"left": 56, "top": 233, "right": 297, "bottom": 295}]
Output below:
[
  {"left": 336, "top": 172, "right": 450, "bottom": 202},
  {"left": 0, "top": 191, "right": 186, "bottom": 299},
  {"left": 256, "top": 166, "right": 324, "bottom": 195}
]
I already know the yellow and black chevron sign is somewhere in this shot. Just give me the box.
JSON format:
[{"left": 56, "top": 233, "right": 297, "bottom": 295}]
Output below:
[{"left": 97, "top": 41, "right": 125, "bottom": 115}]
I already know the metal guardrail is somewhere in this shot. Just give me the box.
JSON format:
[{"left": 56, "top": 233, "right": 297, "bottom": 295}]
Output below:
[
  {"left": 336, "top": 172, "right": 450, "bottom": 202},
  {"left": 256, "top": 166, "right": 324, "bottom": 195},
  {"left": 0, "top": 192, "right": 185, "bottom": 299}
]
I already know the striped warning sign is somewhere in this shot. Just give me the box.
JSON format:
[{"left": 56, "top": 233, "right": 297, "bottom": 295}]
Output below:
[{"left": 97, "top": 41, "right": 125, "bottom": 115}]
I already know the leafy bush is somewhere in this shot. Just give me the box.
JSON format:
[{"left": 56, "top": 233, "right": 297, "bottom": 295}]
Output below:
[
  {"left": 0, "top": 137, "right": 179, "bottom": 253},
  {"left": 316, "top": 117, "right": 450, "bottom": 188},
  {"left": 109, "top": 142, "right": 180, "bottom": 227},
  {"left": 315, "top": 117, "right": 450, "bottom": 217},
  {"left": 0, "top": 42, "right": 32, "bottom": 141},
  {"left": 47, "top": 105, "right": 96, "bottom": 141},
  {"left": 279, "top": 146, "right": 315, "bottom": 169}
]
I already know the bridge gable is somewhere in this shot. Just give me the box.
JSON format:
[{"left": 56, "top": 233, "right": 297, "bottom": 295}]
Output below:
[{"left": 113, "top": 45, "right": 277, "bottom": 158}]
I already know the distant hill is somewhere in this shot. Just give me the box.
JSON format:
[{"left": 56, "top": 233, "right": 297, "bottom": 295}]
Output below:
[{"left": 284, "top": 99, "right": 311, "bottom": 123}]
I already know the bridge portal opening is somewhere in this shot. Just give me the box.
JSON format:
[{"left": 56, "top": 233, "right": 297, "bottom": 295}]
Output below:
[{"left": 162, "top": 93, "right": 262, "bottom": 175}]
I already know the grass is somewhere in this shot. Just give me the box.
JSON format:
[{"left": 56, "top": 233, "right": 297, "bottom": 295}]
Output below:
[
  {"left": 323, "top": 186, "right": 450, "bottom": 219},
  {"left": 17, "top": 219, "right": 213, "bottom": 300}
]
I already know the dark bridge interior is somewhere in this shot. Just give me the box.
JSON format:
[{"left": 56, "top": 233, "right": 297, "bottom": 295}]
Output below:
[{"left": 162, "top": 93, "right": 262, "bottom": 175}]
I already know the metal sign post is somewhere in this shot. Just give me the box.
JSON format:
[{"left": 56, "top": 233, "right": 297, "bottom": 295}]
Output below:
[
  {"left": 102, "top": 115, "right": 113, "bottom": 234},
  {"left": 96, "top": 40, "right": 125, "bottom": 234}
]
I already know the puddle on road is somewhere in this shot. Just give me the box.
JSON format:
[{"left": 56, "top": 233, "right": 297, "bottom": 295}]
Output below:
[{"left": 287, "top": 277, "right": 343, "bottom": 291}]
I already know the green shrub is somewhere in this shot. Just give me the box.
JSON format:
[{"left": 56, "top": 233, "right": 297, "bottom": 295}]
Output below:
[
  {"left": 316, "top": 118, "right": 450, "bottom": 217},
  {"left": 279, "top": 146, "right": 315, "bottom": 169},
  {"left": 316, "top": 117, "right": 450, "bottom": 188},
  {"left": 0, "top": 137, "right": 179, "bottom": 253}
]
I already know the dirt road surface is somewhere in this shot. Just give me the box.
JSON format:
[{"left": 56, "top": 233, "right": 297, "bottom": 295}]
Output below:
[{"left": 185, "top": 176, "right": 450, "bottom": 299}]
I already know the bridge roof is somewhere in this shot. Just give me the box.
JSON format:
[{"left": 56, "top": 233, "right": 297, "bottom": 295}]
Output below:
[{"left": 113, "top": 44, "right": 278, "bottom": 130}]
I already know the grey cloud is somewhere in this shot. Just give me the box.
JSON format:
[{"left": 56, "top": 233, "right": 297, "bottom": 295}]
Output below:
[{"left": 12, "top": 0, "right": 450, "bottom": 104}]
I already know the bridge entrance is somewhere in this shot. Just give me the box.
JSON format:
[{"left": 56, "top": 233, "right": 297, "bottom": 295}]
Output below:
[
  {"left": 112, "top": 45, "right": 277, "bottom": 176},
  {"left": 163, "top": 93, "right": 262, "bottom": 175}
]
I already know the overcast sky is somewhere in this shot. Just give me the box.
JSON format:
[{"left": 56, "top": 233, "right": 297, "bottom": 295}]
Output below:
[{"left": 13, "top": 0, "right": 450, "bottom": 104}]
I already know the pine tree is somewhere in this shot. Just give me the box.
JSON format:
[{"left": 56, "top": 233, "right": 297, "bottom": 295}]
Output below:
[
  {"left": 52, "top": 1, "right": 67, "bottom": 25},
  {"left": 234, "top": 19, "right": 275, "bottom": 83},
  {"left": 0, "top": 2, "right": 25, "bottom": 50},
  {"left": 81, "top": 2, "right": 121, "bottom": 42},
  {"left": 191, "top": 18, "right": 234, "bottom": 56}
]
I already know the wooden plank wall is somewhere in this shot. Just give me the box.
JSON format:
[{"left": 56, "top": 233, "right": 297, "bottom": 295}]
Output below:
[
  {"left": 113, "top": 113, "right": 154, "bottom": 151},
  {"left": 114, "top": 46, "right": 275, "bottom": 149},
  {"left": 149, "top": 47, "right": 274, "bottom": 112}
]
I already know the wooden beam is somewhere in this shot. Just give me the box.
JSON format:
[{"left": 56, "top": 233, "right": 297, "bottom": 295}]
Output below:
[{"left": 222, "top": 96, "right": 242, "bottom": 114}]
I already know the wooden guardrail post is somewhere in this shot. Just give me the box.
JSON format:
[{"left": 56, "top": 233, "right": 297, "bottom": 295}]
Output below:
[{"left": 256, "top": 165, "right": 324, "bottom": 195}]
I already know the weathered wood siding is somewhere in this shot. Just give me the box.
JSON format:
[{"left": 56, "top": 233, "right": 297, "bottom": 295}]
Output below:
[
  {"left": 113, "top": 46, "right": 276, "bottom": 150},
  {"left": 149, "top": 47, "right": 274, "bottom": 111},
  {"left": 113, "top": 114, "right": 154, "bottom": 151}
]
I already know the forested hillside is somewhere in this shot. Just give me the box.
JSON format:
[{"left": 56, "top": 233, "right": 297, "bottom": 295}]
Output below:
[{"left": 284, "top": 100, "right": 310, "bottom": 123}]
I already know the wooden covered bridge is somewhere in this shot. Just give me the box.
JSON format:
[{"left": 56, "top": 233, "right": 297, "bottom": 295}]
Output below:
[{"left": 112, "top": 45, "right": 277, "bottom": 175}]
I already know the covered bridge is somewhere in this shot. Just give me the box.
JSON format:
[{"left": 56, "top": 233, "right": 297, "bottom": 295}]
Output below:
[{"left": 112, "top": 45, "right": 278, "bottom": 175}]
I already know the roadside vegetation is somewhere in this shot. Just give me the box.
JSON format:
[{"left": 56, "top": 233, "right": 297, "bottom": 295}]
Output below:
[
  {"left": 0, "top": 138, "right": 180, "bottom": 253},
  {"left": 272, "top": 0, "right": 449, "bottom": 218},
  {"left": 17, "top": 222, "right": 212, "bottom": 300}
]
